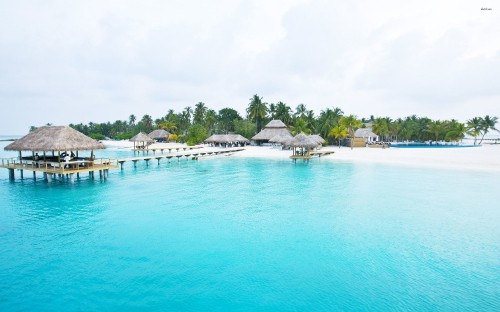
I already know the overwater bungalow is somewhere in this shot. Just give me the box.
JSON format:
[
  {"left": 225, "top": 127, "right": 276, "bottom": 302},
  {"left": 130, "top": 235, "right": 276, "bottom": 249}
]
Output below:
[
  {"left": 251, "top": 120, "right": 292, "bottom": 145},
  {"left": 205, "top": 134, "right": 249, "bottom": 147},
  {"left": 1, "top": 126, "right": 117, "bottom": 181},
  {"left": 148, "top": 129, "right": 171, "bottom": 142},
  {"left": 130, "top": 132, "right": 154, "bottom": 149},
  {"left": 285, "top": 132, "right": 320, "bottom": 159}
]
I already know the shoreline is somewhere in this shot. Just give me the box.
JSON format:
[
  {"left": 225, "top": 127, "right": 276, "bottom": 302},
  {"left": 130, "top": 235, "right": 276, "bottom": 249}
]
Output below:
[{"left": 101, "top": 140, "right": 500, "bottom": 173}]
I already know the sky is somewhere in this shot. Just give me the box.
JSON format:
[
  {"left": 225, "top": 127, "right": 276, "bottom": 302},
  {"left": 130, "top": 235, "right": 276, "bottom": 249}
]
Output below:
[{"left": 0, "top": 0, "right": 499, "bottom": 134}]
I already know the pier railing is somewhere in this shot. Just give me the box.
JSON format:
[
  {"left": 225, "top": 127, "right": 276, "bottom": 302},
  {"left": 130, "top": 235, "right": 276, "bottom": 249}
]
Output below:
[{"left": 0, "top": 157, "right": 119, "bottom": 173}]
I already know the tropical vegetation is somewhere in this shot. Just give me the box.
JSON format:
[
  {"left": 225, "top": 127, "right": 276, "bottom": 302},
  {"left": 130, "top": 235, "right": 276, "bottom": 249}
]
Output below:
[{"left": 29, "top": 94, "right": 498, "bottom": 146}]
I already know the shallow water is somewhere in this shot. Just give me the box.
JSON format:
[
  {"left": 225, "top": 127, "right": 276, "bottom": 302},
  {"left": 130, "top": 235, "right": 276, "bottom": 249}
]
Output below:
[{"left": 0, "top": 144, "right": 499, "bottom": 310}]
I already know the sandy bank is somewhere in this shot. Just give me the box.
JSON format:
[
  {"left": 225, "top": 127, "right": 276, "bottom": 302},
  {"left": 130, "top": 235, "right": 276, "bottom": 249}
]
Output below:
[{"left": 234, "top": 145, "right": 500, "bottom": 172}]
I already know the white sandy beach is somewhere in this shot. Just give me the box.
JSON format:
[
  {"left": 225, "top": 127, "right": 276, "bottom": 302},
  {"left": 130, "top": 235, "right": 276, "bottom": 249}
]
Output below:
[{"left": 102, "top": 140, "right": 500, "bottom": 172}]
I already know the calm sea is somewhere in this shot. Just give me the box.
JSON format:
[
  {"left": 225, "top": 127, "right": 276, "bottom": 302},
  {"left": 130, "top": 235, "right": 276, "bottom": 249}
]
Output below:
[{"left": 0, "top": 142, "right": 499, "bottom": 311}]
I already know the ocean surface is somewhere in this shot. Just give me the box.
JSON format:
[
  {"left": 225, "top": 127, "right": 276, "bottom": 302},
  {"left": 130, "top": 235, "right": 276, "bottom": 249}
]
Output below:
[{"left": 0, "top": 142, "right": 499, "bottom": 311}]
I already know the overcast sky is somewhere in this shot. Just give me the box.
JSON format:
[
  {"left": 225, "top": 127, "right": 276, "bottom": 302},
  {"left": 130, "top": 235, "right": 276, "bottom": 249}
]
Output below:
[{"left": 1, "top": 0, "right": 498, "bottom": 134}]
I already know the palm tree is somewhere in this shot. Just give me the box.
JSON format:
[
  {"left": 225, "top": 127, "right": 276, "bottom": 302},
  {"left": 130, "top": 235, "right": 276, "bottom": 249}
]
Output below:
[
  {"left": 139, "top": 114, "right": 154, "bottom": 133},
  {"left": 295, "top": 103, "right": 307, "bottom": 118},
  {"left": 129, "top": 114, "right": 136, "bottom": 126},
  {"left": 426, "top": 120, "right": 445, "bottom": 141},
  {"left": 372, "top": 117, "right": 389, "bottom": 141},
  {"left": 194, "top": 102, "right": 207, "bottom": 125},
  {"left": 339, "top": 115, "right": 362, "bottom": 149},
  {"left": 204, "top": 109, "right": 217, "bottom": 134},
  {"left": 184, "top": 106, "right": 193, "bottom": 124},
  {"left": 466, "top": 117, "right": 482, "bottom": 145},
  {"left": 246, "top": 94, "right": 268, "bottom": 133},
  {"left": 318, "top": 107, "right": 343, "bottom": 139},
  {"left": 289, "top": 118, "right": 311, "bottom": 135},
  {"left": 274, "top": 102, "right": 293, "bottom": 126},
  {"left": 479, "top": 115, "right": 499, "bottom": 144},
  {"left": 445, "top": 121, "right": 466, "bottom": 142},
  {"left": 329, "top": 125, "right": 348, "bottom": 148},
  {"left": 158, "top": 121, "right": 177, "bottom": 133}
]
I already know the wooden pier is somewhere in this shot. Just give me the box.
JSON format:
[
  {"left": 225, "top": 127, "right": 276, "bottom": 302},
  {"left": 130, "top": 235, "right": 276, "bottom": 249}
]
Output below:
[
  {"left": 290, "top": 150, "right": 335, "bottom": 160},
  {"left": 117, "top": 147, "right": 244, "bottom": 168},
  {"left": 0, "top": 158, "right": 118, "bottom": 182},
  {"left": 132, "top": 145, "right": 204, "bottom": 154},
  {"left": 1, "top": 147, "right": 245, "bottom": 182}
]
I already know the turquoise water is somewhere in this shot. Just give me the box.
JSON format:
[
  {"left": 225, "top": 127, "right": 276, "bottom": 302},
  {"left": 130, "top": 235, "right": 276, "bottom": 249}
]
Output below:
[{"left": 0, "top": 144, "right": 499, "bottom": 310}]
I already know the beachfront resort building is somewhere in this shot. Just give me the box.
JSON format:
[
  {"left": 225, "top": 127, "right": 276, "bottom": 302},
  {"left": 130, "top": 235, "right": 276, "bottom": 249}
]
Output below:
[
  {"left": 148, "top": 129, "right": 171, "bottom": 142},
  {"left": 205, "top": 134, "right": 249, "bottom": 147},
  {"left": 251, "top": 120, "right": 292, "bottom": 145},
  {"left": 354, "top": 128, "right": 379, "bottom": 144}
]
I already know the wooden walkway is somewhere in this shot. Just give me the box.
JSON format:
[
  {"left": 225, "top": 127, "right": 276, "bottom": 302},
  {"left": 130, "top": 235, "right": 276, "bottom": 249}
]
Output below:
[
  {"left": 132, "top": 145, "right": 204, "bottom": 153},
  {"left": 310, "top": 150, "right": 335, "bottom": 157},
  {"left": 117, "top": 148, "right": 245, "bottom": 168}
]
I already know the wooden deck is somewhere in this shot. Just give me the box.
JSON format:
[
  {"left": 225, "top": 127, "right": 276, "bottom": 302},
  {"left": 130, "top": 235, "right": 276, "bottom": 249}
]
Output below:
[
  {"left": 132, "top": 145, "right": 204, "bottom": 153},
  {"left": 0, "top": 158, "right": 118, "bottom": 175},
  {"left": 290, "top": 150, "right": 335, "bottom": 159},
  {"left": 310, "top": 150, "right": 335, "bottom": 157},
  {"left": 117, "top": 147, "right": 245, "bottom": 167}
]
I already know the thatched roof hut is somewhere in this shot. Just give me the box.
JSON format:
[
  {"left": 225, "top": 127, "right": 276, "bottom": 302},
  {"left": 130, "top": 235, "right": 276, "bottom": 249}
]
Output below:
[
  {"left": 205, "top": 134, "right": 249, "bottom": 144},
  {"left": 309, "top": 134, "right": 325, "bottom": 145},
  {"left": 354, "top": 128, "right": 378, "bottom": 139},
  {"left": 5, "top": 126, "right": 104, "bottom": 152},
  {"left": 251, "top": 120, "right": 291, "bottom": 143},
  {"left": 269, "top": 132, "right": 294, "bottom": 144},
  {"left": 285, "top": 133, "right": 320, "bottom": 148},
  {"left": 148, "top": 129, "right": 171, "bottom": 140},
  {"left": 130, "top": 132, "right": 153, "bottom": 142}
]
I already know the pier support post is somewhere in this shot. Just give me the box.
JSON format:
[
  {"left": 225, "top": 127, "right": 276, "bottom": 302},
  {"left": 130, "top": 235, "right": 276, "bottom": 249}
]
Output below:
[
  {"left": 133, "top": 160, "right": 138, "bottom": 168},
  {"left": 33, "top": 171, "right": 36, "bottom": 180},
  {"left": 8, "top": 169, "right": 14, "bottom": 180},
  {"left": 20, "top": 169, "right": 24, "bottom": 179},
  {"left": 70, "top": 174, "right": 75, "bottom": 184},
  {"left": 119, "top": 161, "right": 125, "bottom": 170},
  {"left": 145, "top": 159, "right": 150, "bottom": 166},
  {"left": 157, "top": 159, "right": 160, "bottom": 165},
  {"left": 99, "top": 170, "right": 102, "bottom": 178}
]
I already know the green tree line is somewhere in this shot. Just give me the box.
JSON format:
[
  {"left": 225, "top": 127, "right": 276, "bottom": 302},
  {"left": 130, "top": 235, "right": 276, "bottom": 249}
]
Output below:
[{"left": 32, "top": 94, "right": 498, "bottom": 146}]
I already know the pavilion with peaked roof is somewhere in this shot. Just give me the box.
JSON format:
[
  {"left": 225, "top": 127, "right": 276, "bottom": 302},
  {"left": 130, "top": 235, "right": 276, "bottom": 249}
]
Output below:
[
  {"left": 148, "top": 129, "right": 171, "bottom": 142},
  {"left": 1, "top": 126, "right": 117, "bottom": 182},
  {"left": 130, "top": 132, "right": 154, "bottom": 150},
  {"left": 284, "top": 132, "right": 320, "bottom": 159},
  {"left": 251, "top": 120, "right": 291, "bottom": 144}
]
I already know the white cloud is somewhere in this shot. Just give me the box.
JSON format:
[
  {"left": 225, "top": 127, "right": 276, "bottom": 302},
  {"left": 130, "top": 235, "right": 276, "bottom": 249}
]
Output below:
[{"left": 0, "top": 0, "right": 498, "bottom": 134}]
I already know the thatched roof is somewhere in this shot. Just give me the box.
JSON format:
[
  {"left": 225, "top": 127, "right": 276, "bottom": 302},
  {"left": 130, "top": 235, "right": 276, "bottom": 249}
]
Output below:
[
  {"left": 265, "top": 120, "right": 287, "bottom": 128},
  {"left": 269, "top": 132, "right": 294, "bottom": 143},
  {"left": 310, "top": 134, "right": 325, "bottom": 144},
  {"left": 251, "top": 119, "right": 291, "bottom": 141},
  {"left": 355, "top": 128, "right": 378, "bottom": 138},
  {"left": 285, "top": 132, "right": 320, "bottom": 148},
  {"left": 130, "top": 132, "right": 153, "bottom": 142},
  {"left": 4, "top": 126, "right": 105, "bottom": 152},
  {"left": 149, "top": 129, "right": 171, "bottom": 139},
  {"left": 205, "top": 134, "right": 249, "bottom": 143}
]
